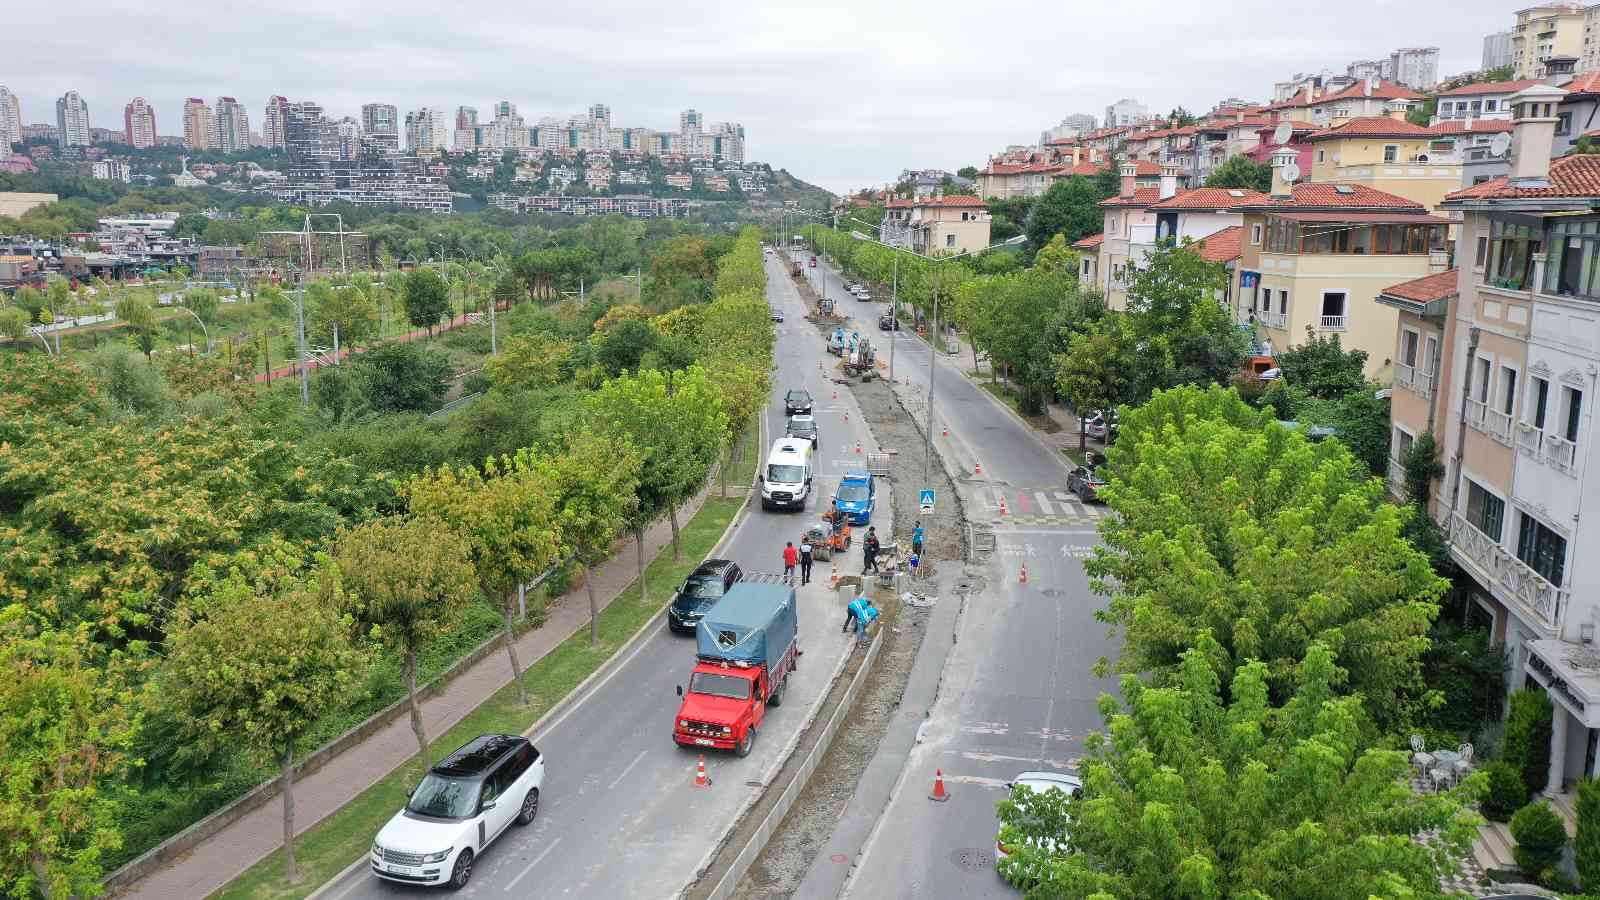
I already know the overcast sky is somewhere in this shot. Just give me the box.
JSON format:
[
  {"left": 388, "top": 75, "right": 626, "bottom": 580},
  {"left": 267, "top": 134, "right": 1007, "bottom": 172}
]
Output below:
[{"left": 11, "top": 0, "right": 1516, "bottom": 194}]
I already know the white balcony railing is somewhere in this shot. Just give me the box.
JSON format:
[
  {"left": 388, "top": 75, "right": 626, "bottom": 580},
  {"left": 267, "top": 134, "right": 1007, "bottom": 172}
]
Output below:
[
  {"left": 1515, "top": 423, "right": 1581, "bottom": 476},
  {"left": 1320, "top": 314, "right": 1347, "bottom": 331},
  {"left": 1387, "top": 455, "right": 1406, "bottom": 496},
  {"left": 1465, "top": 399, "right": 1514, "bottom": 444},
  {"left": 1394, "top": 363, "right": 1435, "bottom": 400},
  {"left": 1449, "top": 513, "right": 1569, "bottom": 632}
]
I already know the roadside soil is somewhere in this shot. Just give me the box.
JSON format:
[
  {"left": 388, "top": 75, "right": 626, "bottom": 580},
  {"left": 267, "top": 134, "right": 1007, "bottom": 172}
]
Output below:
[{"left": 727, "top": 353, "right": 967, "bottom": 898}]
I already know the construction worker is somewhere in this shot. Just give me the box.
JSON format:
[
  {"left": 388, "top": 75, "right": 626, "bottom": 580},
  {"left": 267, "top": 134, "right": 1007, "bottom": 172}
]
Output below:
[
  {"left": 799, "top": 537, "right": 814, "bottom": 585},
  {"left": 863, "top": 527, "right": 880, "bottom": 573},
  {"left": 842, "top": 594, "right": 878, "bottom": 642},
  {"left": 911, "top": 521, "right": 925, "bottom": 557},
  {"left": 782, "top": 541, "right": 799, "bottom": 583}
]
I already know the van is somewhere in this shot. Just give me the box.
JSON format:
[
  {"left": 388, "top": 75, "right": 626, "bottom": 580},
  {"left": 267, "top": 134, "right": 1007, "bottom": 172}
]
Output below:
[{"left": 760, "top": 438, "right": 813, "bottom": 511}]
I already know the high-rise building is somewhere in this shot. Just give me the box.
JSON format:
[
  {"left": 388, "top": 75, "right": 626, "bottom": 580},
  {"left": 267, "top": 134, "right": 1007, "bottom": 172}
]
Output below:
[
  {"left": 263, "top": 96, "right": 289, "bottom": 149},
  {"left": 1585, "top": 6, "right": 1600, "bottom": 73},
  {"left": 1388, "top": 47, "right": 1439, "bottom": 90},
  {"left": 481, "top": 101, "right": 528, "bottom": 149},
  {"left": 182, "top": 98, "right": 213, "bottom": 150},
  {"left": 1512, "top": 4, "right": 1587, "bottom": 79},
  {"left": 334, "top": 117, "right": 362, "bottom": 159},
  {"left": 55, "top": 91, "right": 91, "bottom": 147},
  {"left": 452, "top": 106, "right": 479, "bottom": 150},
  {"left": 0, "top": 86, "right": 22, "bottom": 149},
  {"left": 1483, "top": 31, "right": 1513, "bottom": 70},
  {"left": 361, "top": 103, "right": 399, "bottom": 153},
  {"left": 1103, "top": 98, "right": 1148, "bottom": 129},
  {"left": 285, "top": 100, "right": 339, "bottom": 162},
  {"left": 214, "top": 97, "right": 250, "bottom": 152},
  {"left": 590, "top": 103, "right": 610, "bottom": 125},
  {"left": 404, "top": 107, "right": 447, "bottom": 152},
  {"left": 1041, "top": 113, "right": 1097, "bottom": 144},
  {"left": 123, "top": 97, "right": 157, "bottom": 148}
]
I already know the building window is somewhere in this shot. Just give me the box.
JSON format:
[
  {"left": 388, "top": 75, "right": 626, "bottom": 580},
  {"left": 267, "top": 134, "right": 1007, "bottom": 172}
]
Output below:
[
  {"left": 1400, "top": 328, "right": 1419, "bottom": 367},
  {"left": 1422, "top": 334, "right": 1438, "bottom": 374},
  {"left": 1557, "top": 111, "right": 1574, "bottom": 135},
  {"left": 1528, "top": 375, "right": 1551, "bottom": 429},
  {"left": 946, "top": 233, "right": 956, "bottom": 248},
  {"left": 1383, "top": 145, "right": 1399, "bottom": 162},
  {"left": 1516, "top": 512, "right": 1566, "bottom": 587},
  {"left": 1485, "top": 99, "right": 1499, "bottom": 112},
  {"left": 1544, "top": 218, "right": 1600, "bottom": 298},
  {"left": 1466, "top": 479, "right": 1505, "bottom": 541},
  {"left": 1251, "top": 223, "right": 1262, "bottom": 245},
  {"left": 1317, "top": 150, "right": 1326, "bottom": 162},
  {"left": 1563, "top": 385, "right": 1583, "bottom": 444},
  {"left": 1500, "top": 366, "right": 1518, "bottom": 416},
  {"left": 1473, "top": 356, "right": 1491, "bottom": 403},
  {"left": 1320, "top": 291, "right": 1347, "bottom": 327},
  {"left": 1485, "top": 218, "right": 1541, "bottom": 289},
  {"left": 1475, "top": 235, "right": 1488, "bottom": 268}
]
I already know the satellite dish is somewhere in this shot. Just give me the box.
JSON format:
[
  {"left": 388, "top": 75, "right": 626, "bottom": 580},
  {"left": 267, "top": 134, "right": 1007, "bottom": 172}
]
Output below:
[
  {"left": 1272, "top": 121, "right": 1293, "bottom": 145},
  {"left": 1281, "top": 162, "right": 1301, "bottom": 182},
  {"left": 1490, "top": 132, "right": 1513, "bottom": 158}
]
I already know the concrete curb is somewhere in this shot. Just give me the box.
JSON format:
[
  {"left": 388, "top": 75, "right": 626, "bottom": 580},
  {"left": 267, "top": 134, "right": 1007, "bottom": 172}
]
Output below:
[{"left": 701, "top": 628, "right": 885, "bottom": 900}]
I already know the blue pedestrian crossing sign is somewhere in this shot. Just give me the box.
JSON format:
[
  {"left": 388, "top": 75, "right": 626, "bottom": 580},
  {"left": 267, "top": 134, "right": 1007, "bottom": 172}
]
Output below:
[{"left": 918, "top": 489, "right": 936, "bottom": 514}]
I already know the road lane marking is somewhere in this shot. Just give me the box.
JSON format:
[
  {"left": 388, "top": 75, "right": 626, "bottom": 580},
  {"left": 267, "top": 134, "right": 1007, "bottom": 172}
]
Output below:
[
  {"left": 607, "top": 750, "right": 648, "bottom": 790},
  {"left": 1034, "top": 491, "right": 1055, "bottom": 516},
  {"left": 525, "top": 623, "right": 663, "bottom": 741},
  {"left": 949, "top": 750, "right": 1081, "bottom": 769},
  {"left": 504, "top": 837, "right": 563, "bottom": 892}
]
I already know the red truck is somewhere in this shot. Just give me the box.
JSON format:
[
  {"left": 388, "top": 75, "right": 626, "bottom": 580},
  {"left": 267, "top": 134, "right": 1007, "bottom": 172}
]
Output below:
[{"left": 673, "top": 579, "right": 799, "bottom": 757}]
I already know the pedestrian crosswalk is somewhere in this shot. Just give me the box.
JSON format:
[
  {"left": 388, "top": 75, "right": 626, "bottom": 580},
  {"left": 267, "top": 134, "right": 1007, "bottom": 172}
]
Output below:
[{"left": 976, "top": 487, "right": 1109, "bottom": 524}]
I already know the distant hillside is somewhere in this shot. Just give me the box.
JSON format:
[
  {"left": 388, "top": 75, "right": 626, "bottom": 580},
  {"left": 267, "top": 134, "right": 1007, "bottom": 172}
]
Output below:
[{"left": 764, "top": 168, "right": 834, "bottom": 207}]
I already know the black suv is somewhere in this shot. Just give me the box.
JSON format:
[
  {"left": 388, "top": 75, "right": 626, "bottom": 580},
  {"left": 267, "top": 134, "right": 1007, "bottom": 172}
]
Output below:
[
  {"left": 785, "top": 389, "right": 813, "bottom": 417},
  {"left": 667, "top": 559, "right": 743, "bottom": 634}
]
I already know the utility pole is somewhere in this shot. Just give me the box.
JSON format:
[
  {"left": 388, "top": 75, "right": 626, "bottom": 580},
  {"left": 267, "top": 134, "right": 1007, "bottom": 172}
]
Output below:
[
  {"left": 295, "top": 275, "right": 310, "bottom": 407},
  {"left": 922, "top": 262, "right": 941, "bottom": 488}
]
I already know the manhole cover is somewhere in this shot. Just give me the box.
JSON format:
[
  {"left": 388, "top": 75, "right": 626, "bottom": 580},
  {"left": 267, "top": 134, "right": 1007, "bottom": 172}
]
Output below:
[
  {"left": 830, "top": 853, "right": 849, "bottom": 864},
  {"left": 1038, "top": 587, "right": 1064, "bottom": 598},
  {"left": 949, "top": 847, "right": 995, "bottom": 871}
]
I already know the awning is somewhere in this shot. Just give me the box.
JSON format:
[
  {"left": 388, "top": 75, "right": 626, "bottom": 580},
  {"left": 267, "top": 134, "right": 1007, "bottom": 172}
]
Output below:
[{"left": 1272, "top": 211, "right": 1452, "bottom": 225}]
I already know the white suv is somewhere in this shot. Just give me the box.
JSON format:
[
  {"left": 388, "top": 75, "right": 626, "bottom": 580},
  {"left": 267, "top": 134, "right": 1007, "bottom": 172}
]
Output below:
[{"left": 372, "top": 734, "right": 545, "bottom": 890}]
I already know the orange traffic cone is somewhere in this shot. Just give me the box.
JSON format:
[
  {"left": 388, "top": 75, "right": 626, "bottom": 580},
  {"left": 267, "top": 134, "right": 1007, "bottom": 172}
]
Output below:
[
  {"left": 694, "top": 755, "right": 710, "bottom": 788},
  {"left": 929, "top": 769, "right": 949, "bottom": 802},
  {"left": 1019, "top": 564, "right": 1029, "bottom": 584},
  {"left": 999, "top": 496, "right": 1009, "bottom": 516},
  {"left": 975, "top": 461, "right": 983, "bottom": 476}
]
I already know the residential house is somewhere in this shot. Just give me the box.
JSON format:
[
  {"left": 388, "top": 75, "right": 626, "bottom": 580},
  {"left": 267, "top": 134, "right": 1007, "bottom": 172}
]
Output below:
[
  {"left": 1432, "top": 118, "right": 1518, "bottom": 187},
  {"left": 1435, "top": 79, "right": 1545, "bottom": 122},
  {"left": 1376, "top": 267, "right": 1457, "bottom": 500},
  {"left": 1194, "top": 224, "right": 1245, "bottom": 308},
  {"left": 1423, "top": 90, "right": 1600, "bottom": 796},
  {"left": 1554, "top": 73, "right": 1600, "bottom": 156},
  {"left": 1511, "top": 4, "right": 1588, "bottom": 79},
  {"left": 880, "top": 194, "right": 991, "bottom": 256},
  {"left": 1305, "top": 116, "right": 1464, "bottom": 214},
  {"left": 1231, "top": 150, "right": 1449, "bottom": 367},
  {"left": 1268, "top": 78, "right": 1426, "bottom": 127},
  {"left": 1072, "top": 233, "right": 1103, "bottom": 288}
]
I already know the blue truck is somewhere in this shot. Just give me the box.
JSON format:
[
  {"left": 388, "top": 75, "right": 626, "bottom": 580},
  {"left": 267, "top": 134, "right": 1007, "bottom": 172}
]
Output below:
[{"left": 672, "top": 580, "right": 799, "bottom": 756}]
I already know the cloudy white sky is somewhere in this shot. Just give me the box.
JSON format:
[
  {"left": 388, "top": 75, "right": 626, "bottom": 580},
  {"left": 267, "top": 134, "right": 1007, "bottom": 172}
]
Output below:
[{"left": 12, "top": 1, "right": 1518, "bottom": 193}]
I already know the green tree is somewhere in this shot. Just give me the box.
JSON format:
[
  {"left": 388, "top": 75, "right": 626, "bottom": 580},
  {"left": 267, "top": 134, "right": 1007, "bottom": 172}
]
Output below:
[
  {"left": 1205, "top": 154, "right": 1273, "bottom": 192},
  {"left": 162, "top": 571, "right": 363, "bottom": 885},
  {"left": 1505, "top": 689, "right": 1554, "bottom": 797},
  {"left": 704, "top": 360, "right": 771, "bottom": 496},
  {"left": 334, "top": 517, "right": 478, "bottom": 769},
  {"left": 1056, "top": 312, "right": 1140, "bottom": 452},
  {"left": 1275, "top": 329, "right": 1368, "bottom": 399},
  {"left": 1167, "top": 106, "right": 1197, "bottom": 127},
  {"left": 1023, "top": 177, "right": 1105, "bottom": 252},
  {"left": 543, "top": 435, "right": 641, "bottom": 645},
  {"left": 0, "top": 610, "right": 139, "bottom": 900},
  {"left": 486, "top": 335, "right": 572, "bottom": 390},
  {"left": 0, "top": 306, "right": 28, "bottom": 342},
  {"left": 308, "top": 280, "right": 379, "bottom": 352},
  {"left": 351, "top": 341, "right": 451, "bottom": 414},
  {"left": 1090, "top": 385, "right": 1448, "bottom": 729},
  {"left": 405, "top": 456, "right": 562, "bottom": 706},
  {"left": 594, "top": 316, "right": 658, "bottom": 375},
  {"left": 1122, "top": 240, "right": 1246, "bottom": 394},
  {"left": 1575, "top": 778, "right": 1600, "bottom": 889},
  {"left": 401, "top": 268, "right": 452, "bottom": 337},
  {"left": 997, "top": 634, "right": 1483, "bottom": 897},
  {"left": 956, "top": 165, "right": 978, "bottom": 180},
  {"left": 1483, "top": 65, "right": 1514, "bottom": 81},
  {"left": 1407, "top": 97, "right": 1439, "bottom": 127},
  {"left": 114, "top": 294, "right": 157, "bottom": 358}
]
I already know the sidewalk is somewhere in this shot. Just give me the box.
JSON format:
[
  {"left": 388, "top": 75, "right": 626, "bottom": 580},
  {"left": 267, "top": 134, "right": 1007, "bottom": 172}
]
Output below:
[{"left": 118, "top": 486, "right": 722, "bottom": 900}]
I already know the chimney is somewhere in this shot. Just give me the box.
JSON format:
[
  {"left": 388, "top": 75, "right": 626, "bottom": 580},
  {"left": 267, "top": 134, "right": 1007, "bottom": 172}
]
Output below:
[
  {"left": 1159, "top": 164, "right": 1180, "bottom": 200},
  {"left": 1119, "top": 162, "right": 1136, "bottom": 199},
  {"left": 1270, "top": 148, "right": 1298, "bottom": 200},
  {"left": 1508, "top": 84, "right": 1567, "bottom": 184}
]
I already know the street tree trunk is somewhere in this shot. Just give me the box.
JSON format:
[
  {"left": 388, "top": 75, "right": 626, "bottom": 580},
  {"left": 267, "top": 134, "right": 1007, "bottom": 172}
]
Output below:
[
  {"left": 1079, "top": 417, "right": 1087, "bottom": 455},
  {"left": 30, "top": 854, "right": 51, "bottom": 900},
  {"left": 585, "top": 563, "right": 599, "bottom": 647},
  {"left": 635, "top": 526, "right": 648, "bottom": 606},
  {"left": 280, "top": 745, "right": 300, "bottom": 884},
  {"left": 501, "top": 590, "right": 527, "bottom": 705},
  {"left": 721, "top": 445, "right": 730, "bottom": 498},
  {"left": 405, "top": 651, "right": 429, "bottom": 771},
  {"left": 668, "top": 503, "right": 683, "bottom": 561}
]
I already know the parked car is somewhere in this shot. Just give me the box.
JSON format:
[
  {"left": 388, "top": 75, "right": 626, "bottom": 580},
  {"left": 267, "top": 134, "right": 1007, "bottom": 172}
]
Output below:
[
  {"left": 833, "top": 470, "right": 876, "bottom": 525},
  {"left": 846, "top": 282, "right": 864, "bottom": 293},
  {"left": 371, "top": 734, "right": 545, "bottom": 890},
  {"left": 878, "top": 313, "right": 900, "bottom": 331},
  {"left": 1083, "top": 410, "right": 1117, "bottom": 441},
  {"left": 996, "top": 771, "right": 1082, "bottom": 886},
  {"left": 854, "top": 288, "right": 873, "bottom": 301},
  {"left": 786, "top": 414, "right": 819, "bottom": 448},
  {"left": 771, "top": 307, "right": 785, "bottom": 322},
  {"left": 667, "top": 558, "right": 744, "bottom": 634},
  {"left": 1066, "top": 465, "right": 1108, "bottom": 503},
  {"left": 784, "top": 389, "right": 813, "bottom": 417}
]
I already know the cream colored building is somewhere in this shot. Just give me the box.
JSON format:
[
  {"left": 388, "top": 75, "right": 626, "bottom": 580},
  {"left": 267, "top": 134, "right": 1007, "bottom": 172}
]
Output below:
[
  {"left": 881, "top": 195, "right": 992, "bottom": 256},
  {"left": 1305, "top": 116, "right": 1464, "bottom": 214},
  {"left": 1513, "top": 4, "right": 1589, "bottom": 78},
  {"left": 1232, "top": 150, "right": 1449, "bottom": 373}
]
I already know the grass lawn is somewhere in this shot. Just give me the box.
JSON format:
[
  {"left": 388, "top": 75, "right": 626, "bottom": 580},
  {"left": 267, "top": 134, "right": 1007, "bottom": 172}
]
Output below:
[
  {"left": 977, "top": 380, "right": 1062, "bottom": 434},
  {"left": 214, "top": 436, "right": 755, "bottom": 900}
]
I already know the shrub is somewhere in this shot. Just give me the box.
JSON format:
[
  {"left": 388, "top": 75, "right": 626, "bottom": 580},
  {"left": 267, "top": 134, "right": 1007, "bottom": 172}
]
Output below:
[
  {"left": 1577, "top": 778, "right": 1600, "bottom": 889},
  {"left": 1505, "top": 689, "right": 1555, "bottom": 796},
  {"left": 1510, "top": 801, "right": 1567, "bottom": 876},
  {"left": 1483, "top": 761, "right": 1529, "bottom": 823}
]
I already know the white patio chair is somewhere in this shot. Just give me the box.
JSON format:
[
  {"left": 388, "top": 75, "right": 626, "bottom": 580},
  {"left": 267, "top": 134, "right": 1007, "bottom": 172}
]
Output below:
[
  {"left": 1453, "top": 743, "right": 1474, "bottom": 781},
  {"left": 1429, "top": 765, "right": 1456, "bottom": 793},
  {"left": 1410, "top": 734, "right": 1435, "bottom": 777}
]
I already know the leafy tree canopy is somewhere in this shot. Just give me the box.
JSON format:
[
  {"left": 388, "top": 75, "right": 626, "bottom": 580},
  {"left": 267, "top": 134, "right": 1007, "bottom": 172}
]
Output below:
[{"left": 1205, "top": 155, "right": 1272, "bottom": 193}]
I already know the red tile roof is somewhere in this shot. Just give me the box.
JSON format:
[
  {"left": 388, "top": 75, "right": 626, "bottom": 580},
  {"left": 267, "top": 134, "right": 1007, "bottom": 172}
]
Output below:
[
  {"left": 885, "top": 194, "right": 988, "bottom": 208},
  {"left": 1380, "top": 269, "right": 1460, "bottom": 303},
  {"left": 1247, "top": 183, "right": 1426, "bottom": 210},
  {"left": 1318, "top": 79, "right": 1427, "bottom": 103},
  {"left": 1305, "top": 116, "right": 1437, "bottom": 141},
  {"left": 1194, "top": 225, "right": 1244, "bottom": 263},
  {"left": 1445, "top": 154, "right": 1600, "bottom": 201},
  {"left": 1561, "top": 72, "right": 1600, "bottom": 96},
  {"left": 1072, "top": 233, "right": 1105, "bottom": 250},
  {"left": 1428, "top": 119, "right": 1514, "bottom": 135},
  {"left": 1100, "top": 187, "right": 1163, "bottom": 208},
  {"left": 1148, "top": 187, "right": 1269, "bottom": 210},
  {"left": 1133, "top": 160, "right": 1162, "bottom": 176},
  {"left": 1436, "top": 79, "right": 1545, "bottom": 97},
  {"left": 1053, "top": 162, "right": 1104, "bottom": 177}
]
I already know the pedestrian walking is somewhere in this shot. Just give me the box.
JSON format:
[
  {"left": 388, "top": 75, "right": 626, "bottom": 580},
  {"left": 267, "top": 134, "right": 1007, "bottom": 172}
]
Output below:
[
  {"left": 799, "top": 538, "right": 814, "bottom": 585},
  {"left": 863, "top": 527, "right": 880, "bottom": 573},
  {"left": 911, "top": 521, "right": 925, "bottom": 557},
  {"left": 782, "top": 541, "right": 799, "bottom": 583}
]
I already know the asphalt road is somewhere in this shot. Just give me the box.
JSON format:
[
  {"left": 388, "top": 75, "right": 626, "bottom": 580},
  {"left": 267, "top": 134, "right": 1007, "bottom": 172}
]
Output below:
[
  {"left": 799, "top": 252, "right": 1121, "bottom": 899},
  {"left": 319, "top": 254, "right": 884, "bottom": 900}
]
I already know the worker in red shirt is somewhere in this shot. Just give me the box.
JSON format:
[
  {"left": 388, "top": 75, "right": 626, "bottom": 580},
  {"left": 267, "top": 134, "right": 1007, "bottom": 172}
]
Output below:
[{"left": 782, "top": 541, "right": 799, "bottom": 583}]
